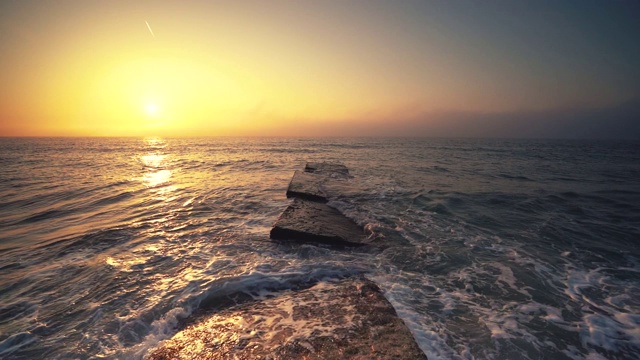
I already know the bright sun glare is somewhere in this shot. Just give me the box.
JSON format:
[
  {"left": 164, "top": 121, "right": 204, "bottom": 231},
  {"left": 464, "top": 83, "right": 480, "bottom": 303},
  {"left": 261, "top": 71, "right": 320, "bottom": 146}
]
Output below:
[{"left": 145, "top": 103, "right": 159, "bottom": 116}]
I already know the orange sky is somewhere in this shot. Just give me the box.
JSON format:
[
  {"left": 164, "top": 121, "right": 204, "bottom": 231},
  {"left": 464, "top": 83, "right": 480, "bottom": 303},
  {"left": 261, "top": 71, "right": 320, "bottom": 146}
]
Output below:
[{"left": 1, "top": 1, "right": 638, "bottom": 137}]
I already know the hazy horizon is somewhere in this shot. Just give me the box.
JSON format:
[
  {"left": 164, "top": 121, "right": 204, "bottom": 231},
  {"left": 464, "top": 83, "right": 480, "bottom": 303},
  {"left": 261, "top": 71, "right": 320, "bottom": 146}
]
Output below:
[{"left": 1, "top": 1, "right": 639, "bottom": 138}]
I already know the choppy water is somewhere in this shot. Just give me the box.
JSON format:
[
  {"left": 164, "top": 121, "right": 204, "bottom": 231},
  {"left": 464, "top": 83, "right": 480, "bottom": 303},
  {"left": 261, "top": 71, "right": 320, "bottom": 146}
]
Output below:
[{"left": 1, "top": 137, "right": 639, "bottom": 359}]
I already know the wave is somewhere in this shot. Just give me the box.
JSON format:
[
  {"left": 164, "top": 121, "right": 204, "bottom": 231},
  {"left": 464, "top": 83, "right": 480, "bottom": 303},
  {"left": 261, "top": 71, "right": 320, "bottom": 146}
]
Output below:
[
  {"left": 15, "top": 208, "right": 75, "bottom": 225},
  {"left": 497, "top": 173, "right": 533, "bottom": 181},
  {"left": 86, "top": 191, "right": 135, "bottom": 208},
  {"left": 1, "top": 137, "right": 639, "bottom": 359},
  {"left": 0, "top": 332, "right": 37, "bottom": 357},
  {"left": 119, "top": 265, "right": 368, "bottom": 359}
]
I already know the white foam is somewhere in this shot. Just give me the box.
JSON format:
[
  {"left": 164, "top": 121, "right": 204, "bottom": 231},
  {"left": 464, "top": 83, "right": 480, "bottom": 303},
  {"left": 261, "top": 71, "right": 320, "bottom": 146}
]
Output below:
[
  {"left": 518, "top": 302, "right": 563, "bottom": 322},
  {"left": 484, "top": 315, "right": 516, "bottom": 340},
  {"left": 561, "top": 265, "right": 640, "bottom": 356},
  {"left": 368, "top": 272, "right": 463, "bottom": 360},
  {"left": 582, "top": 312, "right": 640, "bottom": 353},
  {"left": 145, "top": 280, "right": 366, "bottom": 358},
  {"left": 491, "top": 261, "right": 532, "bottom": 297},
  {"left": 124, "top": 306, "right": 192, "bottom": 359}
]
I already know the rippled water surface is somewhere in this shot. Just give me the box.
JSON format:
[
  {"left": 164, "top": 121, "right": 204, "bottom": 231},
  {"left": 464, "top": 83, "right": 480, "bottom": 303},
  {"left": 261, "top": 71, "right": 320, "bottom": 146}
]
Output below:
[{"left": 1, "top": 137, "right": 639, "bottom": 359}]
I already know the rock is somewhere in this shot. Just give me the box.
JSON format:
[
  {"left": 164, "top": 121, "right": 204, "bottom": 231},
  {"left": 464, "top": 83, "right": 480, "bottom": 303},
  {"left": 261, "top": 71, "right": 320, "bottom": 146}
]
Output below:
[
  {"left": 304, "top": 162, "right": 349, "bottom": 178},
  {"left": 273, "top": 162, "right": 366, "bottom": 246},
  {"left": 147, "top": 277, "right": 427, "bottom": 360},
  {"left": 270, "top": 198, "right": 365, "bottom": 247},
  {"left": 286, "top": 170, "right": 328, "bottom": 202}
]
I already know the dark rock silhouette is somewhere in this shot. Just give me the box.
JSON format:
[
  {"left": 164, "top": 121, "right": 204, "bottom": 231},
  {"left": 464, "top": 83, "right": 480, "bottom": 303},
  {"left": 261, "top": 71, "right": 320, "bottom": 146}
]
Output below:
[
  {"left": 270, "top": 198, "right": 365, "bottom": 246},
  {"left": 272, "top": 162, "right": 365, "bottom": 246}
]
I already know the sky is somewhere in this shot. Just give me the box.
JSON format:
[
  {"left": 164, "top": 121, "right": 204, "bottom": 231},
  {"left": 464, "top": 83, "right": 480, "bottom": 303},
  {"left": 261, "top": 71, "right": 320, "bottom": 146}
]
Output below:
[{"left": 0, "top": 0, "right": 639, "bottom": 138}]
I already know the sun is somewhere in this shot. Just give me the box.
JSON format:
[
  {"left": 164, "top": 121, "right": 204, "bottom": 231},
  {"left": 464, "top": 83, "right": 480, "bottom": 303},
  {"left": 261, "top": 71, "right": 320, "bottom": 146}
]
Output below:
[{"left": 145, "top": 103, "right": 159, "bottom": 116}]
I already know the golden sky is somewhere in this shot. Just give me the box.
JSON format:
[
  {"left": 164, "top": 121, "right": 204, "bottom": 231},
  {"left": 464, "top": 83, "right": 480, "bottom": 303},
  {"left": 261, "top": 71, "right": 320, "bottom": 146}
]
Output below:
[{"left": 1, "top": 1, "right": 638, "bottom": 137}]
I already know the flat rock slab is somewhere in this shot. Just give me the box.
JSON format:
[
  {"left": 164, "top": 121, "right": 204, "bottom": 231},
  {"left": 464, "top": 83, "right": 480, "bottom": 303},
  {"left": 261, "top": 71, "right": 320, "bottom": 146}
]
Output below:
[
  {"left": 286, "top": 170, "right": 328, "bottom": 202},
  {"left": 147, "top": 277, "right": 427, "bottom": 360},
  {"left": 270, "top": 198, "right": 365, "bottom": 247},
  {"left": 304, "top": 162, "right": 349, "bottom": 178}
]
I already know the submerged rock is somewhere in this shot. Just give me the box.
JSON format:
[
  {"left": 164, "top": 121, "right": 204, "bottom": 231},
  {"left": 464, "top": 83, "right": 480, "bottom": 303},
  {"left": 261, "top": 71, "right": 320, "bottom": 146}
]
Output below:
[
  {"left": 270, "top": 198, "right": 365, "bottom": 247},
  {"left": 273, "top": 162, "right": 365, "bottom": 246},
  {"left": 304, "top": 162, "right": 350, "bottom": 178},
  {"left": 147, "top": 277, "right": 426, "bottom": 360}
]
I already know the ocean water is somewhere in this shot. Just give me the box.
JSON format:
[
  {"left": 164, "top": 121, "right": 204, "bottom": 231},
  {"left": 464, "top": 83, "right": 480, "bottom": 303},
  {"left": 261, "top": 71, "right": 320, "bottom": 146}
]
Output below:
[{"left": 1, "top": 137, "right": 639, "bottom": 359}]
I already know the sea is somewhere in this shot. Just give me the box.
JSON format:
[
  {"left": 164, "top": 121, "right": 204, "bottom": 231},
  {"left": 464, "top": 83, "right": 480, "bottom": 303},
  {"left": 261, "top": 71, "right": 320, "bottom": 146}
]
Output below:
[{"left": 0, "top": 137, "right": 639, "bottom": 359}]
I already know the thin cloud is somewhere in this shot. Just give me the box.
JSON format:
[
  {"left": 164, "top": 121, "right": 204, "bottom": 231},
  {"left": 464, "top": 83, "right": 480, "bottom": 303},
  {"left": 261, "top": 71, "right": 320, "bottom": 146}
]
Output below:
[{"left": 145, "top": 20, "right": 155, "bottom": 38}]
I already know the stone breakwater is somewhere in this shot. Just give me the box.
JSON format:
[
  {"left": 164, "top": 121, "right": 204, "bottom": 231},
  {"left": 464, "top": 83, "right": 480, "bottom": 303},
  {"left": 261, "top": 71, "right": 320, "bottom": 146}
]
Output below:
[
  {"left": 270, "top": 162, "right": 367, "bottom": 247},
  {"left": 147, "top": 163, "right": 426, "bottom": 360}
]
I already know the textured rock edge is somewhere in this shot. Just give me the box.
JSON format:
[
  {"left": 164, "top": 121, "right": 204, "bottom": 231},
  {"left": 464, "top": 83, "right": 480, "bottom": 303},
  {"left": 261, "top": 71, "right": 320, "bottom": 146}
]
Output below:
[{"left": 147, "top": 277, "right": 427, "bottom": 360}]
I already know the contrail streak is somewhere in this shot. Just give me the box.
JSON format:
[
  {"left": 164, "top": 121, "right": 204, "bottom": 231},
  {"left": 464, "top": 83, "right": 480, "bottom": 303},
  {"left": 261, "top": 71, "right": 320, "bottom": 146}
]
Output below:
[{"left": 145, "top": 21, "right": 155, "bottom": 38}]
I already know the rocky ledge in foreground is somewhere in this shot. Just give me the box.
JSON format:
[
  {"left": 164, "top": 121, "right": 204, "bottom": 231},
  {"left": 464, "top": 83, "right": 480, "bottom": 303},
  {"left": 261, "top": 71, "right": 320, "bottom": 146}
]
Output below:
[{"left": 147, "top": 277, "right": 426, "bottom": 360}]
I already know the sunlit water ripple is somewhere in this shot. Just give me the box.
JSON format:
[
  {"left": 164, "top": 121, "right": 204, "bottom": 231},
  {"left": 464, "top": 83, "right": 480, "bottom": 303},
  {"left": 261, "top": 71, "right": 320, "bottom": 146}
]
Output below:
[{"left": 1, "top": 137, "right": 639, "bottom": 359}]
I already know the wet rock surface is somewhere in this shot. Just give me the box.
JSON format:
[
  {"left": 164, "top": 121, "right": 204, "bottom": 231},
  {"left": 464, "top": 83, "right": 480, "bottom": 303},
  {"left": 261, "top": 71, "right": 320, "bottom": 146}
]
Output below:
[
  {"left": 304, "top": 162, "right": 350, "bottom": 178},
  {"left": 286, "top": 170, "right": 328, "bottom": 202},
  {"left": 147, "top": 277, "right": 426, "bottom": 360},
  {"left": 270, "top": 198, "right": 366, "bottom": 247},
  {"left": 273, "top": 162, "right": 367, "bottom": 247}
]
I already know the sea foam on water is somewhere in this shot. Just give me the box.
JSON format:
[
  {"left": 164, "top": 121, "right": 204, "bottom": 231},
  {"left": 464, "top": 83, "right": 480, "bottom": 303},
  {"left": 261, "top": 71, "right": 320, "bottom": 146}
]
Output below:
[{"left": 1, "top": 137, "right": 639, "bottom": 359}]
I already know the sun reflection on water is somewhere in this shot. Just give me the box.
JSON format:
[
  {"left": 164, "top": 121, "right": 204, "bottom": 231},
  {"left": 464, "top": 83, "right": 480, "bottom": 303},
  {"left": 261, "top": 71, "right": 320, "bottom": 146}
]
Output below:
[
  {"left": 144, "top": 169, "right": 172, "bottom": 187},
  {"left": 141, "top": 154, "right": 167, "bottom": 169},
  {"left": 143, "top": 136, "right": 166, "bottom": 149},
  {"left": 141, "top": 138, "right": 174, "bottom": 192}
]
